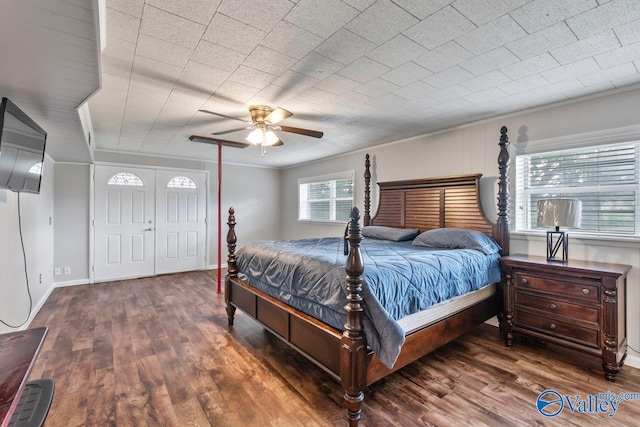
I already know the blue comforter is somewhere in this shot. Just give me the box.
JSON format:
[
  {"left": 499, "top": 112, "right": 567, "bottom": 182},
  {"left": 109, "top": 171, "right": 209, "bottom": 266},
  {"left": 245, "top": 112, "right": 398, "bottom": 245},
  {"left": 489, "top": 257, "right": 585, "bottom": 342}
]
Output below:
[{"left": 235, "top": 237, "right": 500, "bottom": 369}]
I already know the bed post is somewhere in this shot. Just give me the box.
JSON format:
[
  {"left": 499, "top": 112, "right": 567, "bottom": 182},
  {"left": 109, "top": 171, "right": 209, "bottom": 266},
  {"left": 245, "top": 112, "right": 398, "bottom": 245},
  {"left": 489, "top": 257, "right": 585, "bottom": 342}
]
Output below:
[
  {"left": 497, "top": 126, "right": 510, "bottom": 256},
  {"left": 363, "top": 154, "right": 371, "bottom": 226},
  {"left": 225, "top": 207, "right": 238, "bottom": 326},
  {"left": 341, "top": 207, "right": 367, "bottom": 427}
]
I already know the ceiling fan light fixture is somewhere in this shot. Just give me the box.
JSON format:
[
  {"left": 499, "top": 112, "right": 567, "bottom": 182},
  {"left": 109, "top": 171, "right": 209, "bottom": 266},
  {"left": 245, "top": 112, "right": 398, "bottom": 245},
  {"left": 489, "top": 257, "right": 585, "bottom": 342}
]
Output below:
[{"left": 246, "top": 128, "right": 279, "bottom": 146}]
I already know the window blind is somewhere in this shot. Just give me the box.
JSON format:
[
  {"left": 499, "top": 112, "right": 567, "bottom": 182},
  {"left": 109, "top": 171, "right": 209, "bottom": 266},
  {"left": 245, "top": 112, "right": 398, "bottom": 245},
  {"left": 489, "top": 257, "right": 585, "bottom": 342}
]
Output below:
[
  {"left": 299, "top": 171, "right": 354, "bottom": 223},
  {"left": 515, "top": 142, "right": 639, "bottom": 236}
]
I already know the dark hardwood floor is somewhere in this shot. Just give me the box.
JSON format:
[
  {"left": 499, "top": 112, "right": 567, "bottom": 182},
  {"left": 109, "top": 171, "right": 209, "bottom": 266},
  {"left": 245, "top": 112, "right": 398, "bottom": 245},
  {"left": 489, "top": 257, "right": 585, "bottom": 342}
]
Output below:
[{"left": 28, "top": 271, "right": 640, "bottom": 426}]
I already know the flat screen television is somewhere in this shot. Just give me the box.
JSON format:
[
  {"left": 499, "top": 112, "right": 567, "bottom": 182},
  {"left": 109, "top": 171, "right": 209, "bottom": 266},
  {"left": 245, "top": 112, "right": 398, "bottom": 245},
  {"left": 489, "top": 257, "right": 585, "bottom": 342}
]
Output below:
[{"left": 0, "top": 97, "right": 47, "bottom": 193}]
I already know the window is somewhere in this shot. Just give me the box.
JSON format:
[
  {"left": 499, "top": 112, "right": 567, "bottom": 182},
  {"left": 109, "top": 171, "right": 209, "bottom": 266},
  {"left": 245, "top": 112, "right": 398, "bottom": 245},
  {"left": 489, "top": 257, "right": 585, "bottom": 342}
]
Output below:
[
  {"left": 107, "top": 172, "right": 143, "bottom": 186},
  {"left": 299, "top": 171, "right": 354, "bottom": 223},
  {"left": 515, "top": 141, "right": 639, "bottom": 236},
  {"left": 167, "top": 176, "right": 196, "bottom": 189}
]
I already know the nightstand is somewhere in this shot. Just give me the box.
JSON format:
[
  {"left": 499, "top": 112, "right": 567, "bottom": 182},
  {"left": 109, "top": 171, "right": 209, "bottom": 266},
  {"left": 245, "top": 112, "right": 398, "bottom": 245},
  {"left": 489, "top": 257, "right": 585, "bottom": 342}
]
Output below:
[{"left": 499, "top": 254, "right": 632, "bottom": 381}]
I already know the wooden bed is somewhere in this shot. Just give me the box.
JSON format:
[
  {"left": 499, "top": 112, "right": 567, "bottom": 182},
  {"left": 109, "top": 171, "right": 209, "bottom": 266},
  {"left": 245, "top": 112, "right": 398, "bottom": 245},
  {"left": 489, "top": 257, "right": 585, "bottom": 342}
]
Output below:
[{"left": 224, "top": 126, "right": 511, "bottom": 426}]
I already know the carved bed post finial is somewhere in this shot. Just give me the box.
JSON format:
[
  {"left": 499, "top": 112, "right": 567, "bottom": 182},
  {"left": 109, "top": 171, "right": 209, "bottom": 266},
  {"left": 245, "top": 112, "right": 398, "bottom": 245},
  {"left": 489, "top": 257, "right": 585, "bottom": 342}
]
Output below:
[
  {"left": 341, "top": 207, "right": 367, "bottom": 427},
  {"left": 497, "top": 126, "right": 510, "bottom": 256},
  {"left": 225, "top": 207, "right": 238, "bottom": 326},
  {"left": 364, "top": 154, "right": 371, "bottom": 226}
]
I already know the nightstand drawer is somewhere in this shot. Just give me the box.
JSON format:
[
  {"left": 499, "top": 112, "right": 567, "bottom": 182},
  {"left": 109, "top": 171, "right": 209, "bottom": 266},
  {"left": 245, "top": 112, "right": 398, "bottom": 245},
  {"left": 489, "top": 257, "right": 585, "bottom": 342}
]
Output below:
[
  {"left": 514, "top": 273, "right": 599, "bottom": 302},
  {"left": 515, "top": 310, "right": 599, "bottom": 348},
  {"left": 515, "top": 292, "right": 599, "bottom": 324}
]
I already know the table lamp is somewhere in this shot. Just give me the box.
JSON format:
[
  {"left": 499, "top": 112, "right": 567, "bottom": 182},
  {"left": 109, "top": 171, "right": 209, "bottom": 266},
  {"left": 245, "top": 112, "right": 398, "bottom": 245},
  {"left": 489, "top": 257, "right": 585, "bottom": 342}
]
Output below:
[{"left": 537, "top": 198, "right": 582, "bottom": 263}]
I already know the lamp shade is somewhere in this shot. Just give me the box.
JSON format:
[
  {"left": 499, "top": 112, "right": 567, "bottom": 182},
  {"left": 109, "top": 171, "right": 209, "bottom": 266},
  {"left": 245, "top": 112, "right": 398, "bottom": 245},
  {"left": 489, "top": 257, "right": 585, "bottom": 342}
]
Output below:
[{"left": 537, "top": 198, "right": 582, "bottom": 229}]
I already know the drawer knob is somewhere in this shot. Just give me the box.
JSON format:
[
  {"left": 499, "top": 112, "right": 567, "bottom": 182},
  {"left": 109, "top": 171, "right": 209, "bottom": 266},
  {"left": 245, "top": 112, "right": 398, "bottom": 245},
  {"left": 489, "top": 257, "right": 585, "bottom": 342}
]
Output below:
[
  {"left": 521, "top": 278, "right": 529, "bottom": 284},
  {"left": 549, "top": 323, "right": 556, "bottom": 330},
  {"left": 582, "top": 288, "right": 590, "bottom": 295},
  {"left": 550, "top": 303, "right": 557, "bottom": 310}
]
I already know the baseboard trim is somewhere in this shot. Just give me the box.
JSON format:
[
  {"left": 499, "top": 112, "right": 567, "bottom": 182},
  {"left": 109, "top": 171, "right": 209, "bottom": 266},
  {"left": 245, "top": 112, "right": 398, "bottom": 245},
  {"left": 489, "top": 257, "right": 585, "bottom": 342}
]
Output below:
[
  {"left": 12, "top": 283, "right": 56, "bottom": 331},
  {"left": 625, "top": 354, "right": 640, "bottom": 370},
  {"left": 55, "top": 279, "right": 90, "bottom": 288},
  {"left": 206, "top": 263, "right": 228, "bottom": 270}
]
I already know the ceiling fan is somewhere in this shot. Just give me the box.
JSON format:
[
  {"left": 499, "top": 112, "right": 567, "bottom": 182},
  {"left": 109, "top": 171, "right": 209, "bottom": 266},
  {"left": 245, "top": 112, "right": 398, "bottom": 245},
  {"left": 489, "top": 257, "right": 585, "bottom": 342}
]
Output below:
[{"left": 198, "top": 105, "right": 324, "bottom": 148}]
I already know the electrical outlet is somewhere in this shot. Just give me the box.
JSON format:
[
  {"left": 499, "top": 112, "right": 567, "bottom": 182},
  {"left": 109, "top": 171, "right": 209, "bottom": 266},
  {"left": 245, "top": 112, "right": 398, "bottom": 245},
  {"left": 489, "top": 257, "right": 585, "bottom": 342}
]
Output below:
[
  {"left": 54, "top": 267, "right": 61, "bottom": 275},
  {"left": 64, "top": 267, "right": 71, "bottom": 275}
]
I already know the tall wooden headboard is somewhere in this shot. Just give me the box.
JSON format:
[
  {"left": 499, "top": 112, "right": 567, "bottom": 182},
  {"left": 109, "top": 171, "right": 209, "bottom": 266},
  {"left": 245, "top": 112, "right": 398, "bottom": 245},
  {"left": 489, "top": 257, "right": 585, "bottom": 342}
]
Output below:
[{"left": 362, "top": 126, "right": 511, "bottom": 255}]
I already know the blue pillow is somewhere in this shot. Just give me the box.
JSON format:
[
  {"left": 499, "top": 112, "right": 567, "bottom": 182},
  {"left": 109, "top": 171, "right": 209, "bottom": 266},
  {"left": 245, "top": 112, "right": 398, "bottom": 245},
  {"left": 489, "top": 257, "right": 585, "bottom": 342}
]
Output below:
[
  {"left": 412, "top": 228, "right": 501, "bottom": 254},
  {"left": 362, "top": 226, "right": 419, "bottom": 242}
]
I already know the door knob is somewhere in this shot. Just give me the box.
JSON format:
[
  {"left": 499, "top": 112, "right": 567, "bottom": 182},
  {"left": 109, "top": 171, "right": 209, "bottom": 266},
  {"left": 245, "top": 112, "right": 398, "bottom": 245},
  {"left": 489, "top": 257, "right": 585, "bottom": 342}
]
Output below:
[{"left": 144, "top": 228, "right": 154, "bottom": 232}]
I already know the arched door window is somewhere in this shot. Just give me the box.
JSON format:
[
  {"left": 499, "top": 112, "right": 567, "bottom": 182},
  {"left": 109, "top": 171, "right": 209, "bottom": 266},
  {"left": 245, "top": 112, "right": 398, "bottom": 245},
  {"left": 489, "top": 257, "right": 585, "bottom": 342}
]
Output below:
[
  {"left": 167, "top": 176, "right": 197, "bottom": 189},
  {"left": 107, "top": 172, "right": 144, "bottom": 186}
]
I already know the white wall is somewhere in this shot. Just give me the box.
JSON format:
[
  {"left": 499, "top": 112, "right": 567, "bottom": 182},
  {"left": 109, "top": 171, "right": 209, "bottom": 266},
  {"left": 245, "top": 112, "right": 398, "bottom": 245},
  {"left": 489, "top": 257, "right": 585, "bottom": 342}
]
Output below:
[
  {"left": 0, "top": 155, "right": 55, "bottom": 334},
  {"left": 54, "top": 163, "right": 90, "bottom": 284},
  {"left": 281, "top": 87, "right": 640, "bottom": 367}
]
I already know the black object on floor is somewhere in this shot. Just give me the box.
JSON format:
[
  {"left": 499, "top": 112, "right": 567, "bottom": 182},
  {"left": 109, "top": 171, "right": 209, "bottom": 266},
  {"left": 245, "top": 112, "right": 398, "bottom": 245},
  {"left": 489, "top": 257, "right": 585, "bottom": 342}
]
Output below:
[{"left": 8, "top": 378, "right": 54, "bottom": 427}]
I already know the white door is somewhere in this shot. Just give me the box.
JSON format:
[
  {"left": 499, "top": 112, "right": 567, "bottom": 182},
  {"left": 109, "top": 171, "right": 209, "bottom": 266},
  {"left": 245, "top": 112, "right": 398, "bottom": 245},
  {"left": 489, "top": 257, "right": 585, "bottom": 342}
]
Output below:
[
  {"left": 155, "top": 170, "right": 207, "bottom": 274},
  {"left": 94, "top": 166, "right": 156, "bottom": 281}
]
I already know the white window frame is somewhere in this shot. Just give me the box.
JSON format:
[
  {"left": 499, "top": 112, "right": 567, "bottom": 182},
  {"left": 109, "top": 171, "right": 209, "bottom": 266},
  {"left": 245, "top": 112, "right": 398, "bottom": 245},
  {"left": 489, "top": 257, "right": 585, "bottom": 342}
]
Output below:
[
  {"left": 298, "top": 171, "right": 355, "bottom": 224},
  {"left": 512, "top": 125, "right": 640, "bottom": 239}
]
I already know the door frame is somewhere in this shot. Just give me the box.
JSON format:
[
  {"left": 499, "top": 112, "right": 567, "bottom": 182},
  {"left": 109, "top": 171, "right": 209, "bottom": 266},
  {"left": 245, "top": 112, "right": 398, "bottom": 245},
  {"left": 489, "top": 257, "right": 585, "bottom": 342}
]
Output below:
[{"left": 90, "top": 162, "right": 210, "bottom": 284}]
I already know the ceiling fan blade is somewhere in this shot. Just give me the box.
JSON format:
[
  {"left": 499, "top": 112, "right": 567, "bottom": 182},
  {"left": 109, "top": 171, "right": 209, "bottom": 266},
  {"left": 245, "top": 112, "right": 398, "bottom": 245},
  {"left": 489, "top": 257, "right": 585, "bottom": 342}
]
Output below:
[
  {"left": 279, "top": 126, "right": 324, "bottom": 138},
  {"left": 198, "top": 110, "right": 249, "bottom": 123},
  {"left": 212, "top": 126, "right": 251, "bottom": 136},
  {"left": 189, "top": 135, "right": 250, "bottom": 149},
  {"left": 265, "top": 107, "right": 293, "bottom": 124}
]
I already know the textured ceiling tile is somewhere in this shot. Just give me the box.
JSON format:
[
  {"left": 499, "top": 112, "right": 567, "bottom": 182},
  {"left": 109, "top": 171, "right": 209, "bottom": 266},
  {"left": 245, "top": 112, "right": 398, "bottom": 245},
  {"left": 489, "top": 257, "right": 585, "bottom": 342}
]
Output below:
[
  {"left": 103, "top": 36, "right": 135, "bottom": 62},
  {"left": 422, "top": 65, "right": 474, "bottom": 89},
  {"left": 456, "top": 15, "right": 527, "bottom": 55},
  {"left": 218, "top": 0, "right": 293, "bottom": 32},
  {"left": 380, "top": 61, "right": 432, "bottom": 85},
  {"left": 342, "top": 0, "right": 377, "bottom": 11},
  {"left": 453, "top": 0, "right": 528, "bottom": 26},
  {"left": 245, "top": 46, "right": 298, "bottom": 76},
  {"left": 354, "top": 78, "right": 400, "bottom": 97},
  {"left": 140, "top": 6, "right": 205, "bottom": 49},
  {"left": 506, "top": 22, "right": 577, "bottom": 59},
  {"left": 392, "top": 81, "right": 437, "bottom": 99},
  {"left": 567, "top": 0, "right": 640, "bottom": 39},
  {"left": 108, "top": 0, "right": 144, "bottom": 18},
  {"left": 345, "top": 0, "right": 418, "bottom": 44},
  {"left": 229, "top": 65, "right": 278, "bottom": 89},
  {"left": 413, "top": 41, "right": 473, "bottom": 72},
  {"left": 541, "top": 57, "right": 601, "bottom": 82},
  {"left": 293, "top": 51, "right": 346, "bottom": 78},
  {"left": 182, "top": 61, "right": 230, "bottom": 86},
  {"left": 366, "top": 35, "right": 428, "bottom": 68},
  {"left": 136, "top": 34, "right": 193, "bottom": 68},
  {"left": 191, "top": 40, "right": 247, "bottom": 71},
  {"left": 285, "top": 0, "right": 359, "bottom": 38},
  {"left": 532, "top": 77, "right": 584, "bottom": 98},
  {"left": 214, "top": 80, "right": 262, "bottom": 104},
  {"left": 337, "top": 56, "right": 391, "bottom": 83},
  {"left": 403, "top": 6, "right": 476, "bottom": 50},
  {"left": 314, "top": 29, "right": 375, "bottom": 65},
  {"left": 203, "top": 13, "right": 266, "bottom": 55},
  {"left": 501, "top": 52, "right": 559, "bottom": 79},
  {"left": 510, "top": 0, "right": 597, "bottom": 34},
  {"left": 392, "top": 0, "right": 454, "bottom": 20},
  {"left": 261, "top": 21, "right": 323, "bottom": 60},
  {"left": 459, "top": 47, "right": 520, "bottom": 76},
  {"left": 432, "top": 98, "right": 474, "bottom": 113},
  {"left": 129, "top": 72, "right": 174, "bottom": 94},
  {"left": 550, "top": 30, "right": 620, "bottom": 65},
  {"left": 314, "top": 74, "right": 361, "bottom": 95},
  {"left": 578, "top": 62, "right": 638, "bottom": 86},
  {"left": 614, "top": 18, "right": 640, "bottom": 45},
  {"left": 106, "top": 7, "right": 140, "bottom": 43},
  {"left": 594, "top": 41, "right": 640, "bottom": 68},
  {"left": 499, "top": 74, "right": 549, "bottom": 94},
  {"left": 460, "top": 70, "right": 511, "bottom": 91},
  {"left": 463, "top": 87, "right": 508, "bottom": 105},
  {"left": 147, "top": 0, "right": 221, "bottom": 25},
  {"left": 272, "top": 70, "right": 320, "bottom": 93},
  {"left": 133, "top": 56, "right": 183, "bottom": 83}
]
